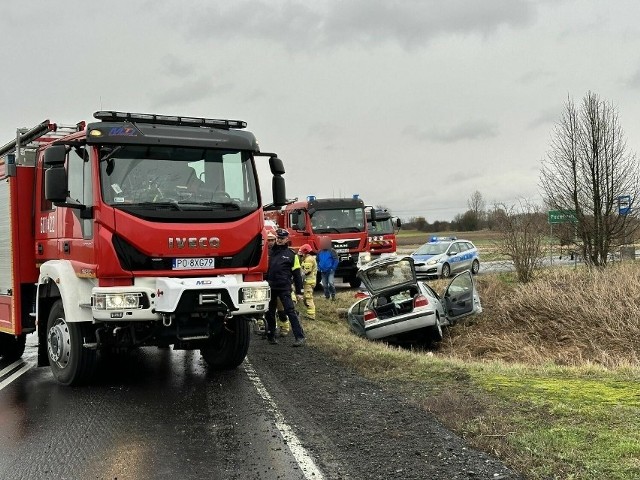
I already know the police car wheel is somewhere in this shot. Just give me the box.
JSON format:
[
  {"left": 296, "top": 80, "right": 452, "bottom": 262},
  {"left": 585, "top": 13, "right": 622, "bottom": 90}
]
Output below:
[
  {"left": 471, "top": 259, "right": 480, "bottom": 275},
  {"left": 441, "top": 263, "right": 451, "bottom": 279}
]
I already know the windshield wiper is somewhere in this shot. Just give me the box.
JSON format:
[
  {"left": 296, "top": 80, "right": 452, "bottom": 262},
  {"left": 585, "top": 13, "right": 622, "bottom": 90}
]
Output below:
[
  {"left": 135, "top": 201, "right": 183, "bottom": 211},
  {"left": 340, "top": 227, "right": 363, "bottom": 233},
  {"left": 196, "top": 201, "right": 241, "bottom": 210},
  {"left": 315, "top": 227, "right": 341, "bottom": 233}
]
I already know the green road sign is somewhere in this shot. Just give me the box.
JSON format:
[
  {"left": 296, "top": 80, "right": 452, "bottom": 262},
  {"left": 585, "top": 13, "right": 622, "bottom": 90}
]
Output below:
[{"left": 548, "top": 209, "right": 577, "bottom": 224}]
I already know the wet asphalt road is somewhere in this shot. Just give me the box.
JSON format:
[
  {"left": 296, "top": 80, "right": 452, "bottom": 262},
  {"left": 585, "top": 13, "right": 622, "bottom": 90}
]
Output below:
[{"left": 0, "top": 333, "right": 521, "bottom": 480}]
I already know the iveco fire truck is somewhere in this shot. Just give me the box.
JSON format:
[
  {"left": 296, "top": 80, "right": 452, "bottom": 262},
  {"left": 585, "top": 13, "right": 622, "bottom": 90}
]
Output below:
[
  {"left": 366, "top": 208, "right": 401, "bottom": 261},
  {"left": 0, "top": 111, "right": 287, "bottom": 385},
  {"left": 265, "top": 196, "right": 370, "bottom": 287}
]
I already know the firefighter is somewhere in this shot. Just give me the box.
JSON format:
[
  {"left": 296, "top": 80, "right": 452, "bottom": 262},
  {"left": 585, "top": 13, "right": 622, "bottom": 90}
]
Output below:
[
  {"left": 257, "top": 231, "right": 278, "bottom": 335},
  {"left": 265, "top": 229, "right": 306, "bottom": 346},
  {"left": 298, "top": 244, "right": 317, "bottom": 320}
]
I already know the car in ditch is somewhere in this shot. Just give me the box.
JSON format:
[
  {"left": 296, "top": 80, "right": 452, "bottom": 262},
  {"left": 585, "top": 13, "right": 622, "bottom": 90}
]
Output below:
[
  {"left": 411, "top": 237, "right": 480, "bottom": 279},
  {"left": 347, "top": 256, "right": 482, "bottom": 342}
]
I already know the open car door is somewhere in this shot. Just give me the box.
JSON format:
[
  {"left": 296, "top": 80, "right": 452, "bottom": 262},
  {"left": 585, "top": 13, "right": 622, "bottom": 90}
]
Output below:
[{"left": 443, "top": 271, "right": 482, "bottom": 322}]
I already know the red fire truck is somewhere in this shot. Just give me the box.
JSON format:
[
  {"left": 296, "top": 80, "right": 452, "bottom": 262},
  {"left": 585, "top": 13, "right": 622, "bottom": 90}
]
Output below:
[
  {"left": 366, "top": 208, "right": 402, "bottom": 261},
  {"left": 0, "top": 111, "right": 287, "bottom": 385},
  {"left": 265, "top": 196, "right": 370, "bottom": 287}
]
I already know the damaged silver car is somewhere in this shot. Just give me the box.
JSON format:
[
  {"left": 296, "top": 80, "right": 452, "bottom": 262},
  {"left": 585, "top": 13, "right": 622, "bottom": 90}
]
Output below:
[{"left": 347, "top": 256, "right": 482, "bottom": 342}]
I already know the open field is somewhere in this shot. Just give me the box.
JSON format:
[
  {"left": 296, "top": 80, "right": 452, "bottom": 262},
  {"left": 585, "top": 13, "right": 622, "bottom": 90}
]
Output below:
[{"left": 306, "top": 264, "right": 640, "bottom": 479}]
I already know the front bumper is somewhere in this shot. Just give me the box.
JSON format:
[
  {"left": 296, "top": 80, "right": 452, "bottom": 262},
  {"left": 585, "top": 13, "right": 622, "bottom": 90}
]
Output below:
[{"left": 91, "top": 275, "right": 270, "bottom": 322}]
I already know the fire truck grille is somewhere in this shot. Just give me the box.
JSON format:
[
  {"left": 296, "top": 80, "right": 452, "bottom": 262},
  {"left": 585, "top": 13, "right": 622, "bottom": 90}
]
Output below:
[
  {"left": 331, "top": 239, "right": 360, "bottom": 251},
  {"left": 112, "top": 234, "right": 263, "bottom": 272}
]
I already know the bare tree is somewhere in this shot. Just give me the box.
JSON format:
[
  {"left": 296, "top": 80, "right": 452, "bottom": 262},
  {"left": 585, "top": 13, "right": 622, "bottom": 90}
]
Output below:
[
  {"left": 495, "top": 201, "right": 547, "bottom": 283},
  {"left": 540, "top": 92, "right": 640, "bottom": 266},
  {"left": 467, "top": 190, "right": 486, "bottom": 229}
]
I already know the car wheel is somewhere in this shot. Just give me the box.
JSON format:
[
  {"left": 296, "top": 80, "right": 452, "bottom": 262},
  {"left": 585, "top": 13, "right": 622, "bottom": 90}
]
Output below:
[
  {"left": 471, "top": 259, "right": 480, "bottom": 275},
  {"left": 441, "top": 263, "right": 451, "bottom": 279},
  {"left": 201, "top": 316, "right": 250, "bottom": 369},
  {"left": 0, "top": 333, "right": 26, "bottom": 361},
  {"left": 429, "top": 314, "right": 443, "bottom": 342},
  {"left": 47, "top": 300, "right": 97, "bottom": 386}
]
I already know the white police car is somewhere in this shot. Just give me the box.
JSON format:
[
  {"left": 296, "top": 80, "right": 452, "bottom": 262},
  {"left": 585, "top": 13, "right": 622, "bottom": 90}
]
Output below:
[{"left": 411, "top": 237, "right": 480, "bottom": 279}]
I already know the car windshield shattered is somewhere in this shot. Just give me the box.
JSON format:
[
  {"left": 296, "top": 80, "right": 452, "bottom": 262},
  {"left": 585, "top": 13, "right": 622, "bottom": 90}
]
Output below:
[
  {"left": 311, "top": 208, "right": 365, "bottom": 233},
  {"left": 99, "top": 145, "right": 259, "bottom": 213},
  {"left": 414, "top": 242, "right": 450, "bottom": 255},
  {"left": 360, "top": 258, "right": 416, "bottom": 293}
]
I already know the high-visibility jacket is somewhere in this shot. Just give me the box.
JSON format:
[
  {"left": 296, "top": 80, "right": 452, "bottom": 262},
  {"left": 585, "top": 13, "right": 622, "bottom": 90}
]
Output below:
[{"left": 300, "top": 254, "right": 318, "bottom": 285}]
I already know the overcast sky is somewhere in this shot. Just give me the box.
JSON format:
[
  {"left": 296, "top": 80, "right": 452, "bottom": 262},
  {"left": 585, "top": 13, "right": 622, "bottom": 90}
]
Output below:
[{"left": 2, "top": 1, "right": 640, "bottom": 221}]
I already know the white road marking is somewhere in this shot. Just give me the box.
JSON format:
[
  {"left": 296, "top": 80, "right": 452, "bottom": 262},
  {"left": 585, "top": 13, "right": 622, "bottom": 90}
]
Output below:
[
  {"left": 244, "top": 358, "right": 325, "bottom": 480},
  {"left": 0, "top": 359, "right": 26, "bottom": 379},
  {"left": 0, "top": 362, "right": 33, "bottom": 392}
]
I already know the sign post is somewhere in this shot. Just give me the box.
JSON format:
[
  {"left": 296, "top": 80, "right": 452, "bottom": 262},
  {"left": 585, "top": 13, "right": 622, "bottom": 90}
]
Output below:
[{"left": 548, "top": 210, "right": 578, "bottom": 265}]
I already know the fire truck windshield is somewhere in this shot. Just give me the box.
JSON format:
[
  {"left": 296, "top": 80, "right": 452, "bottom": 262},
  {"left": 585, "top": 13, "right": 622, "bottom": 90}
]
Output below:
[
  {"left": 311, "top": 208, "right": 365, "bottom": 233},
  {"left": 368, "top": 217, "right": 394, "bottom": 235},
  {"left": 99, "top": 146, "right": 259, "bottom": 216}
]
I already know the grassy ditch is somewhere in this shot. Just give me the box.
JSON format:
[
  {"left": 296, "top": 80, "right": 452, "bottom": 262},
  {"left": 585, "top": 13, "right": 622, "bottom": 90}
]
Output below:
[{"left": 306, "top": 267, "right": 640, "bottom": 479}]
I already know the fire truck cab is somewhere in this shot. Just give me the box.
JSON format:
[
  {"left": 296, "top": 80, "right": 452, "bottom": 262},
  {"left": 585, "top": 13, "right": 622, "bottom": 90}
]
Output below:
[
  {"left": 265, "top": 196, "right": 369, "bottom": 287},
  {"left": 0, "top": 111, "right": 287, "bottom": 385},
  {"left": 367, "top": 208, "right": 402, "bottom": 261}
]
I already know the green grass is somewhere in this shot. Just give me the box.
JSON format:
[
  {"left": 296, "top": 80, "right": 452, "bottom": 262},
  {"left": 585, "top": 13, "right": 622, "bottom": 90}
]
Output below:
[{"left": 308, "top": 294, "right": 640, "bottom": 480}]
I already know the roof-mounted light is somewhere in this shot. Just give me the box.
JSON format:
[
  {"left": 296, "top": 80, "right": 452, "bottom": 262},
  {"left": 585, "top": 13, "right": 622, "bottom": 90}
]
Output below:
[{"left": 93, "top": 111, "right": 247, "bottom": 129}]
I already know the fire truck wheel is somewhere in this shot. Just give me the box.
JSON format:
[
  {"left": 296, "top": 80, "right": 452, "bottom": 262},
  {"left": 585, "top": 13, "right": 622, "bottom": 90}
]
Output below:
[
  {"left": 0, "top": 333, "right": 26, "bottom": 361},
  {"left": 46, "top": 300, "right": 97, "bottom": 386},
  {"left": 200, "top": 316, "right": 250, "bottom": 370},
  {"left": 348, "top": 277, "right": 362, "bottom": 288}
]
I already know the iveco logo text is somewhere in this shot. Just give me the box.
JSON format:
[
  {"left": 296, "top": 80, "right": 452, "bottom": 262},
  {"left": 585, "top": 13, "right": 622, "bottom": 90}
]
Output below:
[{"left": 168, "top": 237, "right": 221, "bottom": 249}]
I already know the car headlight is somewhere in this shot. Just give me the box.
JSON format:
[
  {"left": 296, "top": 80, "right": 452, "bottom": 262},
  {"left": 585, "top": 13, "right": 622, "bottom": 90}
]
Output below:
[
  {"left": 93, "top": 292, "right": 144, "bottom": 310},
  {"left": 241, "top": 286, "right": 270, "bottom": 303},
  {"left": 361, "top": 252, "right": 372, "bottom": 263},
  {"left": 427, "top": 259, "right": 439, "bottom": 265}
]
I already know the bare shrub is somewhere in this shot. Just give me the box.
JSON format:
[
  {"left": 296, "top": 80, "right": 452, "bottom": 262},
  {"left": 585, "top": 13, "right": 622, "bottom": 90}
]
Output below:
[
  {"left": 442, "top": 265, "right": 640, "bottom": 367},
  {"left": 494, "top": 201, "right": 547, "bottom": 283}
]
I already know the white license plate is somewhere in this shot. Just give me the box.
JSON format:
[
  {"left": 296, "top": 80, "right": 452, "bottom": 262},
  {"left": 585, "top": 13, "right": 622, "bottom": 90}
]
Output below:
[
  {"left": 172, "top": 257, "right": 215, "bottom": 270},
  {"left": 335, "top": 248, "right": 349, "bottom": 254}
]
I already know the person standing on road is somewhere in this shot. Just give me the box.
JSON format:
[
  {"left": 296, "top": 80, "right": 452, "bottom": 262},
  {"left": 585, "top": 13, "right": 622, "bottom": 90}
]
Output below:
[
  {"left": 317, "top": 237, "right": 339, "bottom": 300},
  {"left": 265, "top": 229, "right": 306, "bottom": 346},
  {"left": 298, "top": 244, "right": 317, "bottom": 319}
]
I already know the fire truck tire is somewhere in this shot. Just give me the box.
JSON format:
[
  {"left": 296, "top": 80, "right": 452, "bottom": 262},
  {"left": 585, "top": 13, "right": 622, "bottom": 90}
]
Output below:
[
  {"left": 348, "top": 277, "right": 362, "bottom": 288},
  {"left": 0, "top": 333, "right": 26, "bottom": 361},
  {"left": 46, "top": 300, "right": 97, "bottom": 386},
  {"left": 200, "top": 316, "right": 250, "bottom": 370}
]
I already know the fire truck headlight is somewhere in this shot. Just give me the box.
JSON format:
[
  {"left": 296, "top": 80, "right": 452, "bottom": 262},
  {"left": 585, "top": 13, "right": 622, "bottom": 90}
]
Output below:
[
  {"left": 241, "top": 286, "right": 270, "bottom": 304},
  {"left": 93, "top": 292, "right": 145, "bottom": 310}
]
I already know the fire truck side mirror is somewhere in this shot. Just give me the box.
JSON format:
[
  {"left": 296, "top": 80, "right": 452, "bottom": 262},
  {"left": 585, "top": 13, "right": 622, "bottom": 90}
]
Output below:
[
  {"left": 44, "top": 165, "right": 68, "bottom": 203},
  {"left": 396, "top": 218, "right": 402, "bottom": 228},
  {"left": 269, "top": 156, "right": 285, "bottom": 175},
  {"left": 43, "top": 145, "right": 66, "bottom": 166},
  {"left": 272, "top": 176, "right": 286, "bottom": 207}
]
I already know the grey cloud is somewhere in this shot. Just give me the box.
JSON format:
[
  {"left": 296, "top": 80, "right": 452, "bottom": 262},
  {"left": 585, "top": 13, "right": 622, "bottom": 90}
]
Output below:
[
  {"left": 160, "top": 55, "right": 197, "bottom": 77},
  {"left": 528, "top": 108, "right": 559, "bottom": 129},
  {"left": 404, "top": 120, "right": 499, "bottom": 143},
  {"left": 626, "top": 68, "right": 640, "bottom": 89},
  {"left": 175, "top": 0, "right": 536, "bottom": 50},
  {"left": 517, "top": 69, "right": 554, "bottom": 85},
  {"left": 150, "top": 77, "right": 232, "bottom": 110}
]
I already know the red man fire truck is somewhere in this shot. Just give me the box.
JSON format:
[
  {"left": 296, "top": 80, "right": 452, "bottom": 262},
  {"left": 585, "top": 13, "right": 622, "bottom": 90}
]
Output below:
[
  {"left": 0, "top": 111, "right": 287, "bottom": 385},
  {"left": 265, "top": 195, "right": 370, "bottom": 287},
  {"left": 366, "top": 208, "right": 402, "bottom": 261}
]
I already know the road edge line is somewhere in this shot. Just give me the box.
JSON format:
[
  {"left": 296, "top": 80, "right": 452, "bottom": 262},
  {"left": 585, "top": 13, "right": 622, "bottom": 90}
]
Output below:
[
  {"left": 244, "top": 358, "right": 325, "bottom": 480},
  {"left": 0, "top": 359, "right": 26, "bottom": 380},
  {"left": 0, "top": 363, "right": 33, "bottom": 392}
]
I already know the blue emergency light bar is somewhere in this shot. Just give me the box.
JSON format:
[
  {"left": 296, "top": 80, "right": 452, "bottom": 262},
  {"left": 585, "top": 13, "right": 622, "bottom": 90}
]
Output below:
[
  {"left": 93, "top": 111, "right": 247, "bottom": 129},
  {"left": 430, "top": 236, "right": 457, "bottom": 242}
]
